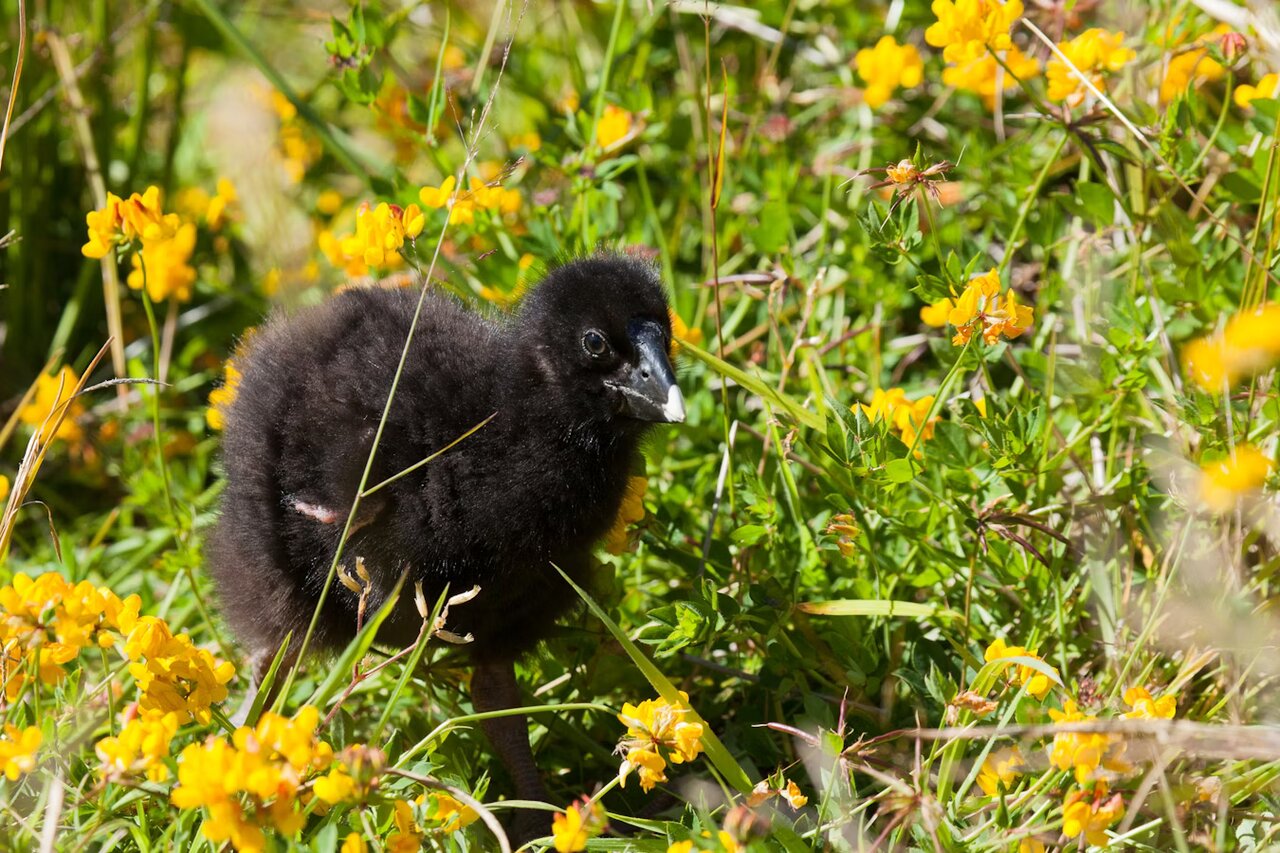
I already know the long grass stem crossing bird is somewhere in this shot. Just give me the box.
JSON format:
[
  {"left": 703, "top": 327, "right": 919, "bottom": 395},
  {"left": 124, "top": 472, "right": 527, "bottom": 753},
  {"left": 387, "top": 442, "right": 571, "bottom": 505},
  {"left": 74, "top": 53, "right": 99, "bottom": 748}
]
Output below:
[{"left": 207, "top": 253, "right": 684, "bottom": 838}]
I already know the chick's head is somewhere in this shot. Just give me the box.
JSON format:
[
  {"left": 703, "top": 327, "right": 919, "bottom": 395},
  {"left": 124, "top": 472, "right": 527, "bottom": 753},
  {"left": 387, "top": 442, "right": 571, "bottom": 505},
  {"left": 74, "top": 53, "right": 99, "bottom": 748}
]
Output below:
[{"left": 514, "top": 254, "right": 685, "bottom": 427}]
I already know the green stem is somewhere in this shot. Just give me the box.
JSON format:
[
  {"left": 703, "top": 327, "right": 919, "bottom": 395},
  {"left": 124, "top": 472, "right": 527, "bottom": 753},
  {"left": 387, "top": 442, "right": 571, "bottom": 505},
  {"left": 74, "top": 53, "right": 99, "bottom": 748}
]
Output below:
[{"left": 999, "top": 132, "right": 1069, "bottom": 274}]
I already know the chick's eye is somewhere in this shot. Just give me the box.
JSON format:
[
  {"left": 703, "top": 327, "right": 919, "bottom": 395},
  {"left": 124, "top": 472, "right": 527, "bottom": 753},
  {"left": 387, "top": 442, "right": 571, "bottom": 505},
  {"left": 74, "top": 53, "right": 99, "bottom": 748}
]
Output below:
[{"left": 582, "top": 329, "right": 610, "bottom": 357}]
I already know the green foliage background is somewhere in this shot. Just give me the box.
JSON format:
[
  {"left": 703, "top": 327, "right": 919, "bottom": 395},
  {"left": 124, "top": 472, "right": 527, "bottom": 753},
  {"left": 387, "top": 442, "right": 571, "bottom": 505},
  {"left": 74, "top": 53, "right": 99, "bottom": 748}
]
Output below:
[{"left": 1, "top": 0, "right": 1278, "bottom": 850}]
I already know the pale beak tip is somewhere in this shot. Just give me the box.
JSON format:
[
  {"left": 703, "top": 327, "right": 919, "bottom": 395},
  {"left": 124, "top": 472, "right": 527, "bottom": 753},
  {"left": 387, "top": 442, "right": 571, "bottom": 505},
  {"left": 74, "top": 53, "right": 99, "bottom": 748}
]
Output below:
[{"left": 664, "top": 385, "right": 686, "bottom": 423}]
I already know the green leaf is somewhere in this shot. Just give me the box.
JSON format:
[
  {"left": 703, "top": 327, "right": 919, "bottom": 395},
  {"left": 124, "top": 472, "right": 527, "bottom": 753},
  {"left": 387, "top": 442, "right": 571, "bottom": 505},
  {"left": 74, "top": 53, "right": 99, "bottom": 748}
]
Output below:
[{"left": 885, "top": 457, "right": 916, "bottom": 483}]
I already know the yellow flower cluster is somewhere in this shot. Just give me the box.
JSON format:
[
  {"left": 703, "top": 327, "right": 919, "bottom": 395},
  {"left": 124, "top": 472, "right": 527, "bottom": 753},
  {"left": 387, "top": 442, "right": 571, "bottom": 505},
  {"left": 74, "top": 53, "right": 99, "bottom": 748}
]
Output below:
[
  {"left": 1046, "top": 700, "right": 1129, "bottom": 783},
  {"left": 922, "top": 269, "right": 1032, "bottom": 346},
  {"left": 0, "top": 724, "right": 41, "bottom": 781},
  {"left": 82, "top": 186, "right": 198, "bottom": 302},
  {"left": 385, "top": 792, "right": 478, "bottom": 851},
  {"left": 1236, "top": 73, "right": 1280, "bottom": 108},
  {"left": 16, "top": 366, "right": 86, "bottom": 445},
  {"left": 124, "top": 616, "right": 235, "bottom": 723},
  {"left": 418, "top": 175, "right": 521, "bottom": 227},
  {"left": 1046, "top": 29, "right": 1136, "bottom": 107},
  {"left": 96, "top": 712, "right": 179, "bottom": 783},
  {"left": 171, "top": 706, "right": 342, "bottom": 852},
  {"left": 976, "top": 745, "right": 1025, "bottom": 795},
  {"left": 984, "top": 638, "right": 1059, "bottom": 700},
  {"left": 925, "top": 0, "right": 1024, "bottom": 63},
  {"left": 82, "top": 186, "right": 180, "bottom": 258},
  {"left": 926, "top": 0, "right": 1039, "bottom": 107},
  {"left": 322, "top": 201, "right": 425, "bottom": 275},
  {"left": 0, "top": 572, "right": 140, "bottom": 701},
  {"left": 860, "top": 387, "right": 937, "bottom": 448},
  {"left": 596, "top": 104, "right": 634, "bottom": 150},
  {"left": 616, "top": 691, "right": 705, "bottom": 792},
  {"left": 1198, "top": 445, "right": 1271, "bottom": 513},
  {"left": 207, "top": 358, "right": 242, "bottom": 431},
  {"left": 552, "top": 797, "right": 607, "bottom": 852},
  {"left": 854, "top": 36, "right": 924, "bottom": 108},
  {"left": 1182, "top": 303, "right": 1280, "bottom": 392},
  {"left": 603, "top": 475, "right": 648, "bottom": 555},
  {"left": 1062, "top": 782, "right": 1124, "bottom": 847}
]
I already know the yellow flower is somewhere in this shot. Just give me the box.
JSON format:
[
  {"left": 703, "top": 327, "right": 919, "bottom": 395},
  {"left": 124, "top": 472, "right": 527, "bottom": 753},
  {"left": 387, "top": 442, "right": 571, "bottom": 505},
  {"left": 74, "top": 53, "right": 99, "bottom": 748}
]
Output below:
[
  {"left": 855, "top": 36, "right": 924, "bottom": 108},
  {"left": 596, "top": 104, "right": 634, "bottom": 150},
  {"left": 420, "top": 176, "right": 457, "bottom": 209},
  {"left": 1199, "top": 445, "right": 1272, "bottom": 512},
  {"left": 668, "top": 843, "right": 695, "bottom": 853},
  {"left": 1019, "top": 839, "right": 1047, "bottom": 853},
  {"left": 552, "top": 798, "right": 606, "bottom": 852},
  {"left": 429, "top": 792, "right": 478, "bottom": 832},
  {"left": 1184, "top": 303, "right": 1280, "bottom": 392},
  {"left": 0, "top": 724, "right": 41, "bottom": 781},
  {"left": 669, "top": 309, "right": 703, "bottom": 355},
  {"left": 127, "top": 222, "right": 198, "bottom": 302},
  {"left": 976, "top": 745, "right": 1025, "bottom": 795},
  {"left": 1235, "top": 73, "right": 1280, "bottom": 108},
  {"left": 83, "top": 192, "right": 128, "bottom": 258},
  {"left": 17, "top": 366, "right": 86, "bottom": 444},
  {"left": 386, "top": 799, "right": 424, "bottom": 852},
  {"left": 925, "top": 0, "right": 1024, "bottom": 64},
  {"left": 1062, "top": 784, "right": 1124, "bottom": 847},
  {"left": 1121, "top": 686, "right": 1176, "bottom": 720},
  {"left": 120, "top": 186, "right": 182, "bottom": 244},
  {"left": 943, "top": 270, "right": 1033, "bottom": 346},
  {"left": 984, "top": 638, "right": 1058, "bottom": 700},
  {"left": 1046, "top": 700, "right": 1130, "bottom": 783},
  {"left": 207, "top": 358, "right": 242, "bottom": 431},
  {"left": 920, "top": 298, "right": 953, "bottom": 327},
  {"left": 1160, "top": 33, "right": 1227, "bottom": 103},
  {"left": 860, "top": 387, "right": 938, "bottom": 449},
  {"left": 943, "top": 46, "right": 1040, "bottom": 108},
  {"left": 340, "top": 834, "right": 368, "bottom": 853},
  {"left": 206, "top": 178, "right": 238, "bottom": 230},
  {"left": 96, "top": 712, "right": 179, "bottom": 783},
  {"left": 1046, "top": 29, "right": 1135, "bottom": 106},
  {"left": 603, "top": 475, "right": 648, "bottom": 555},
  {"left": 0, "top": 475, "right": 8, "bottom": 503},
  {"left": 509, "top": 131, "right": 542, "bottom": 152},
  {"left": 617, "top": 691, "right": 705, "bottom": 792}
]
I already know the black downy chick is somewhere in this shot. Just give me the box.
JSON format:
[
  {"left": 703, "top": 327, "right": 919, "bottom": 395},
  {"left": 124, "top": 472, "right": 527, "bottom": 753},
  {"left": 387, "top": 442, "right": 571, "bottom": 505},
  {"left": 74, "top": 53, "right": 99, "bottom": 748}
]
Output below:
[{"left": 207, "top": 253, "right": 684, "bottom": 837}]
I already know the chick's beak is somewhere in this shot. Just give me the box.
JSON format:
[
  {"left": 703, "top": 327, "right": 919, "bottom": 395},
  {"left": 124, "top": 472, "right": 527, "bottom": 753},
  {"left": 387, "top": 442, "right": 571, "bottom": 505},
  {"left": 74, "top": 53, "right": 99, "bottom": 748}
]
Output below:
[{"left": 612, "top": 319, "right": 686, "bottom": 423}]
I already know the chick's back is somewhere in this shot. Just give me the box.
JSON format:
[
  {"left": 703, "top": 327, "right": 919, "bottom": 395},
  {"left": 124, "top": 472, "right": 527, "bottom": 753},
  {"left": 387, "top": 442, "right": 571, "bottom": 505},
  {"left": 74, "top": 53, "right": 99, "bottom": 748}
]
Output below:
[{"left": 208, "top": 286, "right": 510, "bottom": 665}]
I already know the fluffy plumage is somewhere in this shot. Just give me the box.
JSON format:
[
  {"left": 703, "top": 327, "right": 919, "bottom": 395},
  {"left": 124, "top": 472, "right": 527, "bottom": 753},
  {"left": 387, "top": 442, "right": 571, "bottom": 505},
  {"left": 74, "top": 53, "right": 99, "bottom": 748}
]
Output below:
[{"left": 206, "top": 255, "right": 682, "bottom": 838}]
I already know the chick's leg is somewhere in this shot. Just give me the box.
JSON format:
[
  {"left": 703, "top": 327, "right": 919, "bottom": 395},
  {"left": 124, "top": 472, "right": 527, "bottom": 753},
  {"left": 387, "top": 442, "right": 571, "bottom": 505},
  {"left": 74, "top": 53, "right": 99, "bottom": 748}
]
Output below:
[{"left": 471, "top": 659, "right": 549, "bottom": 840}]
